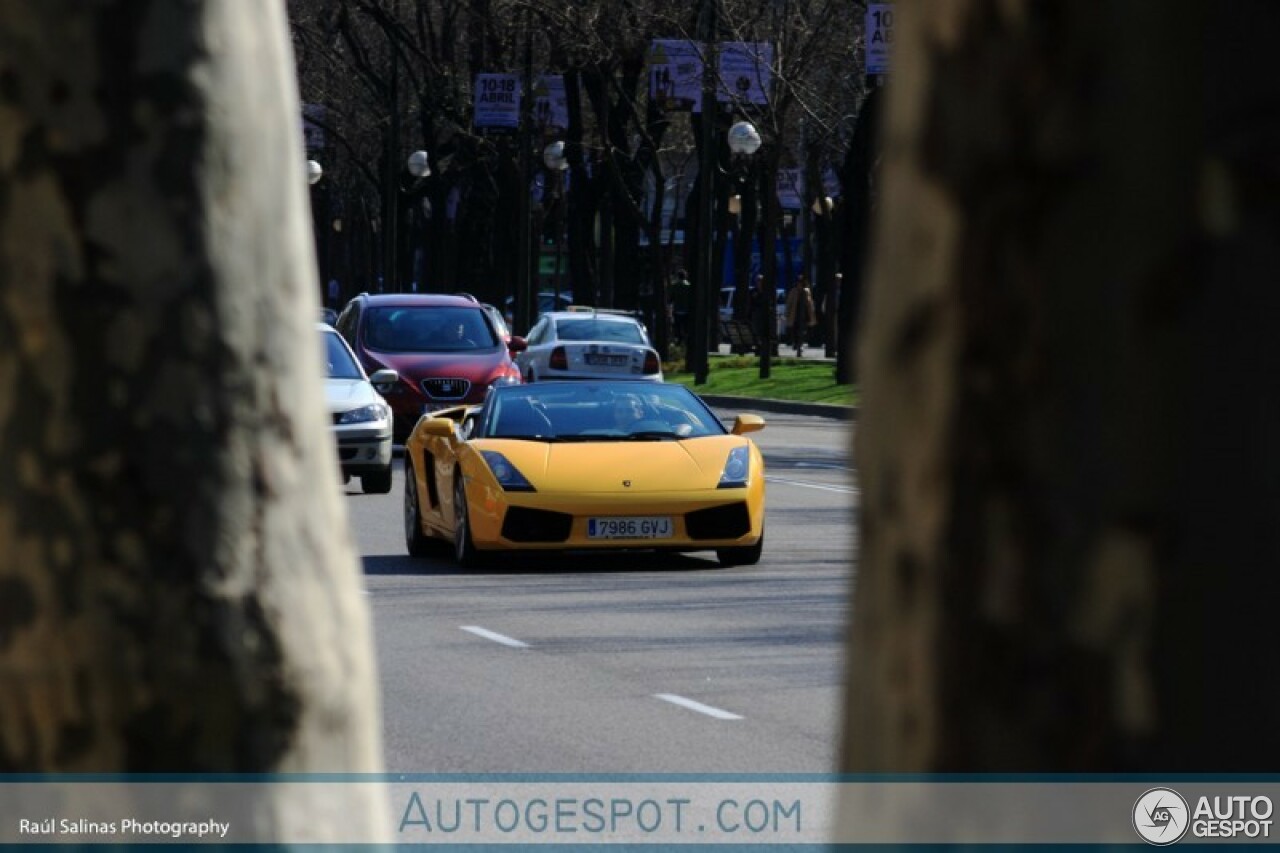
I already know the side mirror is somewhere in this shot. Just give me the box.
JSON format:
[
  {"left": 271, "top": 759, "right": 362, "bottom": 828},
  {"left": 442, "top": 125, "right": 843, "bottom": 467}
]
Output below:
[
  {"left": 508, "top": 335, "right": 528, "bottom": 353},
  {"left": 369, "top": 368, "right": 399, "bottom": 390},
  {"left": 419, "top": 417, "right": 456, "bottom": 438},
  {"left": 730, "top": 414, "right": 765, "bottom": 435}
]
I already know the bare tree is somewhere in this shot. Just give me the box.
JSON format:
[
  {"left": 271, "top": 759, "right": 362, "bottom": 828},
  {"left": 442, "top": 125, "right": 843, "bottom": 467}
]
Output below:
[
  {"left": 0, "top": 0, "right": 387, "bottom": 833},
  {"left": 846, "top": 0, "right": 1280, "bottom": 776},
  {"left": 288, "top": 0, "right": 863, "bottom": 335}
]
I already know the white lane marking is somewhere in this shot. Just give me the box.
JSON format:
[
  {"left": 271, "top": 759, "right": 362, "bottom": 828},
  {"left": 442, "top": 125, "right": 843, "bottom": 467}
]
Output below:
[
  {"left": 460, "top": 625, "right": 530, "bottom": 649},
  {"left": 765, "top": 475, "right": 859, "bottom": 495},
  {"left": 654, "top": 693, "right": 743, "bottom": 720}
]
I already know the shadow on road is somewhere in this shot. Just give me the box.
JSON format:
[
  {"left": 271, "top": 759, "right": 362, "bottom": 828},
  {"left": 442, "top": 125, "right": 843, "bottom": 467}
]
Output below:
[{"left": 363, "top": 550, "right": 723, "bottom": 577}]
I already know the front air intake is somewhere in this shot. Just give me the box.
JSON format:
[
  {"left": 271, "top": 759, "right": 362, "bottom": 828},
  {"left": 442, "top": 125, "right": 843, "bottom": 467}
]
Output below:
[
  {"left": 501, "top": 507, "right": 573, "bottom": 543},
  {"left": 685, "top": 502, "right": 751, "bottom": 540}
]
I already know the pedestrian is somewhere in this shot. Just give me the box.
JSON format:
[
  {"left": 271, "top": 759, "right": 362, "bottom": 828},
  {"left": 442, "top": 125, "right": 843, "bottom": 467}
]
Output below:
[
  {"left": 670, "top": 269, "right": 692, "bottom": 344},
  {"left": 785, "top": 274, "right": 817, "bottom": 357},
  {"left": 327, "top": 277, "right": 341, "bottom": 309}
]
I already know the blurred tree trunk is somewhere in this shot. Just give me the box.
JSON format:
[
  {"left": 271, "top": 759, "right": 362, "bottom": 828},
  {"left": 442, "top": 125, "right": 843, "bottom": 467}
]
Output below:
[
  {"left": 846, "top": 0, "right": 1280, "bottom": 773},
  {"left": 0, "top": 0, "right": 388, "bottom": 832}
]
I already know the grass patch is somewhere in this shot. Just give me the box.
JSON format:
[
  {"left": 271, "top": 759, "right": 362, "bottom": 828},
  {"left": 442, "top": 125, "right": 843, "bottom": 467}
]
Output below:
[{"left": 664, "top": 356, "right": 857, "bottom": 406}]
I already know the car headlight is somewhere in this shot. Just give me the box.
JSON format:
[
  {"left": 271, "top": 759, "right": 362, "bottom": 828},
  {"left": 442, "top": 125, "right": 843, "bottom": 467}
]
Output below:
[
  {"left": 480, "top": 450, "right": 536, "bottom": 492},
  {"left": 491, "top": 373, "right": 522, "bottom": 387},
  {"left": 717, "top": 445, "right": 751, "bottom": 489},
  {"left": 338, "top": 403, "right": 390, "bottom": 424}
]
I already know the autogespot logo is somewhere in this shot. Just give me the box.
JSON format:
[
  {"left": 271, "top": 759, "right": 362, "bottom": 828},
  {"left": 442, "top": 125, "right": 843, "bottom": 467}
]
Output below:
[{"left": 1134, "top": 788, "right": 1190, "bottom": 845}]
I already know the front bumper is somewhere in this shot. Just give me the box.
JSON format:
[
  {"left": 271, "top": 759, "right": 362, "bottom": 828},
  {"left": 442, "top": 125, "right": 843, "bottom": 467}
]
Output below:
[
  {"left": 335, "top": 424, "right": 393, "bottom": 475},
  {"left": 465, "top": 484, "right": 765, "bottom": 552}
]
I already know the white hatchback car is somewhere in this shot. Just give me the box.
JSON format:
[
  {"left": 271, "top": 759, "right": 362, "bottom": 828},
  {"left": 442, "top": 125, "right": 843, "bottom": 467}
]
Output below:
[
  {"left": 517, "top": 311, "right": 662, "bottom": 383},
  {"left": 320, "top": 323, "right": 398, "bottom": 493}
]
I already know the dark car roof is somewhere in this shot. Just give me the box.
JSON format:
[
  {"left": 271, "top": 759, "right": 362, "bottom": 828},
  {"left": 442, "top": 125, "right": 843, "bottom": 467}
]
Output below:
[{"left": 355, "top": 293, "right": 480, "bottom": 309}]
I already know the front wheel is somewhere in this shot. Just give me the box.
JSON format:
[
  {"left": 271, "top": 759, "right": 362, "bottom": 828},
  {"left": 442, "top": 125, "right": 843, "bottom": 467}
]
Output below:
[
  {"left": 716, "top": 530, "right": 763, "bottom": 567},
  {"left": 453, "top": 475, "right": 484, "bottom": 568}
]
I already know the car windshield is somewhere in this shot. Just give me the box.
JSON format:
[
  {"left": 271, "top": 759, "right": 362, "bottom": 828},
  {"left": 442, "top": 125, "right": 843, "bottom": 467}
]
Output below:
[
  {"left": 554, "top": 318, "right": 646, "bottom": 344},
  {"left": 364, "top": 306, "right": 497, "bottom": 353},
  {"left": 479, "top": 383, "right": 726, "bottom": 441},
  {"left": 323, "top": 330, "right": 363, "bottom": 379}
]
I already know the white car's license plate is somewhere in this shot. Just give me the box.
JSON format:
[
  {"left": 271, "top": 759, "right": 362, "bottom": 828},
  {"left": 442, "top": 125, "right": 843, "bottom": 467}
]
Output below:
[
  {"left": 587, "top": 516, "right": 673, "bottom": 539},
  {"left": 584, "top": 354, "right": 628, "bottom": 366}
]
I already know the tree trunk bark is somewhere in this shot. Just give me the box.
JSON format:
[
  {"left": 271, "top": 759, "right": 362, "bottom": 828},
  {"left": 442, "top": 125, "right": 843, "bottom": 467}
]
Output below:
[
  {"left": 846, "top": 0, "right": 1280, "bottom": 775},
  {"left": 0, "top": 0, "right": 387, "bottom": 833}
]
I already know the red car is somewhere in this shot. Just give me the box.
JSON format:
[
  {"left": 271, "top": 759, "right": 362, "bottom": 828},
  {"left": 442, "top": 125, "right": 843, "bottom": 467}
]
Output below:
[{"left": 334, "top": 293, "right": 525, "bottom": 440}]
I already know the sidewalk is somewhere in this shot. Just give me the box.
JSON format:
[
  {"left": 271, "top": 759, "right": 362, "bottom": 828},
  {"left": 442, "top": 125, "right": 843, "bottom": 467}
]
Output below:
[
  {"left": 714, "top": 342, "right": 837, "bottom": 363},
  {"left": 704, "top": 393, "right": 855, "bottom": 421}
]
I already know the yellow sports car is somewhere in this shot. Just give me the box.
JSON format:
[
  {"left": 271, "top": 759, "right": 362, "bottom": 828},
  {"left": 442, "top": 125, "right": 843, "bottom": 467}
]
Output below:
[{"left": 403, "top": 381, "right": 765, "bottom": 567}]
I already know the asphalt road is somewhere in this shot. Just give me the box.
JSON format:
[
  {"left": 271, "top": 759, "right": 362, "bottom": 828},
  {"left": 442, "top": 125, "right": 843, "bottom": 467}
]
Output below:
[{"left": 344, "top": 409, "right": 857, "bottom": 773}]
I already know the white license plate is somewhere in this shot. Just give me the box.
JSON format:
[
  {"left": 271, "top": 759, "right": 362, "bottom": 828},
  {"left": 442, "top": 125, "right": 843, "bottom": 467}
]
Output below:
[
  {"left": 584, "top": 353, "right": 628, "bottom": 366},
  {"left": 587, "top": 516, "right": 673, "bottom": 539}
]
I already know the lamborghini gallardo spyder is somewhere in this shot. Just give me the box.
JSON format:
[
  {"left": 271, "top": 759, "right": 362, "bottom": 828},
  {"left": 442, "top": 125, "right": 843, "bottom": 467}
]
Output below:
[{"left": 402, "top": 381, "right": 766, "bottom": 567}]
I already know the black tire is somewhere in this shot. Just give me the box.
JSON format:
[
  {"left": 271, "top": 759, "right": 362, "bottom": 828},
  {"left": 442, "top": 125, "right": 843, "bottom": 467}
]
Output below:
[
  {"left": 403, "top": 457, "right": 432, "bottom": 558},
  {"left": 453, "top": 474, "right": 484, "bottom": 568},
  {"left": 361, "top": 465, "right": 393, "bottom": 494},
  {"left": 717, "top": 530, "right": 764, "bottom": 567}
]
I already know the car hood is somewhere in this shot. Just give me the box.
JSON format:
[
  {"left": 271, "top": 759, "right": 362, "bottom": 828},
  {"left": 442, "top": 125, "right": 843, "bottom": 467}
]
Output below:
[
  {"left": 324, "top": 378, "right": 381, "bottom": 413},
  {"left": 365, "top": 349, "right": 509, "bottom": 380},
  {"left": 475, "top": 436, "right": 751, "bottom": 493}
]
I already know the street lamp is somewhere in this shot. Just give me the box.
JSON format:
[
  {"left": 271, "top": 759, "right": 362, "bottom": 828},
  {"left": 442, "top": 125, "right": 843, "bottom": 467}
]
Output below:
[
  {"left": 407, "top": 149, "right": 431, "bottom": 178},
  {"left": 542, "top": 141, "right": 568, "bottom": 172},
  {"left": 810, "top": 195, "right": 838, "bottom": 357},
  {"left": 305, "top": 160, "right": 339, "bottom": 299},
  {"left": 724, "top": 119, "right": 775, "bottom": 378},
  {"left": 384, "top": 150, "right": 431, "bottom": 291},
  {"left": 542, "top": 141, "right": 569, "bottom": 315},
  {"left": 727, "top": 121, "right": 762, "bottom": 157}
]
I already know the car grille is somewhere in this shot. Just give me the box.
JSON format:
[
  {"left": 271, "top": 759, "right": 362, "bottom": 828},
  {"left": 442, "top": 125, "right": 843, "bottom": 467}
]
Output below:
[
  {"left": 501, "top": 507, "right": 572, "bottom": 543},
  {"left": 685, "top": 502, "right": 751, "bottom": 540},
  {"left": 421, "top": 377, "right": 471, "bottom": 400}
]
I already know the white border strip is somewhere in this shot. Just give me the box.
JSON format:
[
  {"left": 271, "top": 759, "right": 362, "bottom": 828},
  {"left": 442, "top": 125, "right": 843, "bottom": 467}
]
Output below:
[
  {"left": 654, "top": 693, "right": 743, "bottom": 720},
  {"left": 460, "top": 625, "right": 530, "bottom": 649}
]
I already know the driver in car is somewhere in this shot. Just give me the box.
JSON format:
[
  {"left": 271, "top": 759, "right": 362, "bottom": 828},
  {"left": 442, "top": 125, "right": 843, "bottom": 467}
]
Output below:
[
  {"left": 611, "top": 393, "right": 692, "bottom": 436},
  {"left": 611, "top": 393, "right": 649, "bottom": 432}
]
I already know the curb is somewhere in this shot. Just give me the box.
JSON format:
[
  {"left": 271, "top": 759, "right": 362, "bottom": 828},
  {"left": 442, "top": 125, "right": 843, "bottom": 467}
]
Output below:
[{"left": 699, "top": 394, "right": 856, "bottom": 421}]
